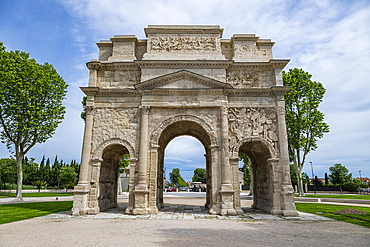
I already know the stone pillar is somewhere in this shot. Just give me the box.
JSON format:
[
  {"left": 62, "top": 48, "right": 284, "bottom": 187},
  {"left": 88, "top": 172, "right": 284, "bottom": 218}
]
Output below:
[
  {"left": 277, "top": 103, "right": 298, "bottom": 216},
  {"left": 72, "top": 105, "right": 94, "bottom": 215},
  {"left": 209, "top": 145, "right": 220, "bottom": 215},
  {"left": 125, "top": 158, "right": 137, "bottom": 214},
  {"left": 133, "top": 105, "right": 150, "bottom": 214},
  {"left": 231, "top": 157, "right": 243, "bottom": 214},
  {"left": 87, "top": 60, "right": 100, "bottom": 87},
  {"left": 268, "top": 158, "right": 282, "bottom": 215},
  {"left": 219, "top": 106, "right": 236, "bottom": 215}
]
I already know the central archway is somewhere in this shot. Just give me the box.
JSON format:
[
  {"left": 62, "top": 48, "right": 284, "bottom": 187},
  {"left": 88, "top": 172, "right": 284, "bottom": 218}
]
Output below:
[{"left": 154, "top": 119, "right": 214, "bottom": 210}]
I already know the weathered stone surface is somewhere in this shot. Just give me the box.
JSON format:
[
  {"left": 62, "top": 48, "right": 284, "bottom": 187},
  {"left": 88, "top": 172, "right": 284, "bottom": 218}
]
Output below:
[{"left": 72, "top": 25, "right": 298, "bottom": 217}]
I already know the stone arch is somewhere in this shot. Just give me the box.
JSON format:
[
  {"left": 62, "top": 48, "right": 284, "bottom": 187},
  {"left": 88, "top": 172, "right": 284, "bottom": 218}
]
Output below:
[
  {"left": 92, "top": 137, "right": 136, "bottom": 160},
  {"left": 150, "top": 114, "right": 218, "bottom": 148},
  {"left": 90, "top": 138, "right": 135, "bottom": 213},
  {"left": 150, "top": 114, "right": 217, "bottom": 210},
  {"left": 232, "top": 136, "right": 277, "bottom": 159},
  {"left": 233, "top": 136, "right": 279, "bottom": 214}
]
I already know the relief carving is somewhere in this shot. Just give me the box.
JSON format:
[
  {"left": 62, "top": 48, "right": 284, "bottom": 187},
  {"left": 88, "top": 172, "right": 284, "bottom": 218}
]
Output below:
[
  {"left": 98, "top": 70, "right": 140, "bottom": 88},
  {"left": 228, "top": 107, "right": 278, "bottom": 149},
  {"left": 226, "top": 70, "right": 260, "bottom": 88},
  {"left": 92, "top": 108, "right": 139, "bottom": 154},
  {"left": 234, "top": 42, "right": 258, "bottom": 57},
  {"left": 150, "top": 36, "right": 217, "bottom": 52}
]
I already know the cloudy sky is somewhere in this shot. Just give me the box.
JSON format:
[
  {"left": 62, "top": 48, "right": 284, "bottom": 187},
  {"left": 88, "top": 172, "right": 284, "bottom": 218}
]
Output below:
[{"left": 0, "top": 0, "right": 369, "bottom": 181}]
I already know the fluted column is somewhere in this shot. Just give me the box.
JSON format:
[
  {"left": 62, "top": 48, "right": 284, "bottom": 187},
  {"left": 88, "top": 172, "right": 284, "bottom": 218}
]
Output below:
[
  {"left": 220, "top": 106, "right": 232, "bottom": 188},
  {"left": 78, "top": 106, "right": 94, "bottom": 185},
  {"left": 133, "top": 105, "right": 150, "bottom": 215},
  {"left": 136, "top": 105, "right": 150, "bottom": 190},
  {"left": 219, "top": 106, "right": 236, "bottom": 215}
]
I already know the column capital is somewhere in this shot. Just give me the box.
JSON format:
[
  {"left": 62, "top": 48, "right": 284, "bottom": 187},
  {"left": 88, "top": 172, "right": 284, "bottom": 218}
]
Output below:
[
  {"left": 276, "top": 105, "right": 285, "bottom": 115},
  {"left": 140, "top": 105, "right": 150, "bottom": 114},
  {"left": 85, "top": 105, "right": 94, "bottom": 115}
]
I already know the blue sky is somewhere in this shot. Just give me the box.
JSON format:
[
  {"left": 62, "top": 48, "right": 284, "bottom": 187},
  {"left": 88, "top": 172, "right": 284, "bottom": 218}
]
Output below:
[{"left": 0, "top": 0, "right": 369, "bottom": 181}]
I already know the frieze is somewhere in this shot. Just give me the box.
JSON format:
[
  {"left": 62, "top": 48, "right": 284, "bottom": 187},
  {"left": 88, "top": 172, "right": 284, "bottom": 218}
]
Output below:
[
  {"left": 149, "top": 36, "right": 218, "bottom": 52},
  {"left": 98, "top": 70, "right": 141, "bottom": 88},
  {"left": 228, "top": 107, "right": 278, "bottom": 150}
]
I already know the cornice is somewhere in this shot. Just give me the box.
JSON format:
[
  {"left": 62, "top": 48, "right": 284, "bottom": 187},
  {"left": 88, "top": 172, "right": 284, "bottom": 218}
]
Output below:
[
  {"left": 80, "top": 87, "right": 99, "bottom": 96},
  {"left": 271, "top": 86, "right": 291, "bottom": 95},
  {"left": 229, "top": 59, "right": 289, "bottom": 69},
  {"left": 141, "top": 88, "right": 225, "bottom": 96},
  {"left": 135, "top": 60, "right": 233, "bottom": 69}
]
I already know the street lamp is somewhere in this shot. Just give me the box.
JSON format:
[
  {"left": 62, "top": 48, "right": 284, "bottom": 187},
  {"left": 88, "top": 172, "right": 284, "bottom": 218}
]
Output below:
[
  {"left": 359, "top": 170, "right": 362, "bottom": 180},
  {"left": 310, "top": 161, "right": 316, "bottom": 194}
]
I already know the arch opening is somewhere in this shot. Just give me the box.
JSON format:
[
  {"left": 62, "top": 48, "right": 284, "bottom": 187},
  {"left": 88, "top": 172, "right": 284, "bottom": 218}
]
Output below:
[
  {"left": 156, "top": 120, "right": 212, "bottom": 210},
  {"left": 238, "top": 140, "right": 274, "bottom": 213},
  {"left": 98, "top": 144, "right": 129, "bottom": 212}
]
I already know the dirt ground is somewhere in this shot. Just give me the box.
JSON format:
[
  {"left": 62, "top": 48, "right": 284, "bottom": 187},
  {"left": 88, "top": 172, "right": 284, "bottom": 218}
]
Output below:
[{"left": 0, "top": 197, "right": 368, "bottom": 246}]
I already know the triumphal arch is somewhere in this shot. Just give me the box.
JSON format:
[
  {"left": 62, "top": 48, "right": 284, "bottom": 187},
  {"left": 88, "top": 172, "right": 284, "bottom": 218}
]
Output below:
[{"left": 72, "top": 25, "right": 298, "bottom": 217}]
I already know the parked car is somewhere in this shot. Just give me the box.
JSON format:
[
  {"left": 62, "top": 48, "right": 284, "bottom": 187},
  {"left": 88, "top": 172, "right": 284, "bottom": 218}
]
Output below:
[{"left": 166, "top": 187, "right": 176, "bottom": 192}]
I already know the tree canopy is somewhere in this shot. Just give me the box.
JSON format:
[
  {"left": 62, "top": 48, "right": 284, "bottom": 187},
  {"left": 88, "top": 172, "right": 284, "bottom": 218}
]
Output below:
[
  {"left": 283, "top": 68, "right": 329, "bottom": 196},
  {"left": 329, "top": 163, "right": 352, "bottom": 186},
  {"left": 0, "top": 42, "right": 68, "bottom": 197},
  {"left": 192, "top": 168, "right": 206, "bottom": 183},
  {"left": 169, "top": 168, "right": 186, "bottom": 187}
]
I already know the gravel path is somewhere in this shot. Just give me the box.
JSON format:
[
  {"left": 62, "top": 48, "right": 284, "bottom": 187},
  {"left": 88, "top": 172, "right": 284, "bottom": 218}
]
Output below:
[{"left": 0, "top": 197, "right": 369, "bottom": 246}]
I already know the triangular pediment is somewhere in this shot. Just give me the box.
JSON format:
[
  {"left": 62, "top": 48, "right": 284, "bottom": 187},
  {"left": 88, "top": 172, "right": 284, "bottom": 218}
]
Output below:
[{"left": 134, "top": 70, "right": 233, "bottom": 90}]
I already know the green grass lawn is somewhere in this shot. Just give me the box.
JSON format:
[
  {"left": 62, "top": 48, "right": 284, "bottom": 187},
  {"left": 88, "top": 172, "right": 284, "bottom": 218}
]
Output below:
[
  {"left": 295, "top": 202, "right": 370, "bottom": 228},
  {"left": 0, "top": 192, "right": 73, "bottom": 198},
  {"left": 294, "top": 194, "right": 370, "bottom": 200},
  {"left": 0, "top": 201, "right": 73, "bottom": 224}
]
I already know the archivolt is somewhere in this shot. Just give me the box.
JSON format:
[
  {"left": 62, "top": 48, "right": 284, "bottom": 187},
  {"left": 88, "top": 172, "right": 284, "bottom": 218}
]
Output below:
[
  {"left": 150, "top": 114, "right": 218, "bottom": 148},
  {"left": 232, "top": 136, "right": 277, "bottom": 159},
  {"left": 92, "top": 138, "right": 135, "bottom": 160}
]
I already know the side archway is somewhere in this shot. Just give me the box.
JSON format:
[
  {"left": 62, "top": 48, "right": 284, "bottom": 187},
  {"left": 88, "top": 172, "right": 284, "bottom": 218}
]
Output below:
[
  {"left": 233, "top": 136, "right": 280, "bottom": 214},
  {"left": 90, "top": 138, "right": 135, "bottom": 212}
]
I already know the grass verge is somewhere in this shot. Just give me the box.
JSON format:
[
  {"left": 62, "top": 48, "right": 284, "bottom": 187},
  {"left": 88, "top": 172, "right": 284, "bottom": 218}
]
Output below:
[
  {"left": 294, "top": 194, "right": 370, "bottom": 200},
  {"left": 0, "top": 201, "right": 72, "bottom": 225},
  {"left": 295, "top": 202, "right": 370, "bottom": 228},
  {"left": 0, "top": 192, "right": 73, "bottom": 198}
]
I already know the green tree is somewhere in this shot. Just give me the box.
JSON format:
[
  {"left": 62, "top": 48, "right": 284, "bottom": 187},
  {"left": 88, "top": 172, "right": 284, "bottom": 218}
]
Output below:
[
  {"left": 169, "top": 168, "right": 186, "bottom": 187},
  {"left": 59, "top": 166, "right": 78, "bottom": 192},
  {"left": 119, "top": 153, "right": 130, "bottom": 174},
  {"left": 80, "top": 96, "right": 87, "bottom": 122},
  {"left": 0, "top": 42, "right": 68, "bottom": 197},
  {"left": 0, "top": 158, "right": 17, "bottom": 191},
  {"left": 329, "top": 163, "right": 352, "bottom": 194},
  {"left": 283, "top": 68, "right": 329, "bottom": 196},
  {"left": 290, "top": 164, "right": 310, "bottom": 190},
  {"left": 22, "top": 156, "right": 38, "bottom": 185},
  {"left": 192, "top": 168, "right": 206, "bottom": 184},
  {"left": 239, "top": 153, "right": 250, "bottom": 185}
]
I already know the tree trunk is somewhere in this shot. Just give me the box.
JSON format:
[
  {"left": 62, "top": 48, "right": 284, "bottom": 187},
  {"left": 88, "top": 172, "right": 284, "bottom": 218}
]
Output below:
[
  {"left": 16, "top": 154, "right": 23, "bottom": 198},
  {"left": 296, "top": 167, "right": 305, "bottom": 196}
]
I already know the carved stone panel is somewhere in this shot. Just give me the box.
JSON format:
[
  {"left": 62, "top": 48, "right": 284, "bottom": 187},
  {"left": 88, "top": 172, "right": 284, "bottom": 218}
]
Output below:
[
  {"left": 98, "top": 70, "right": 141, "bottom": 88},
  {"left": 92, "top": 108, "right": 139, "bottom": 154},
  {"left": 228, "top": 107, "right": 278, "bottom": 150}
]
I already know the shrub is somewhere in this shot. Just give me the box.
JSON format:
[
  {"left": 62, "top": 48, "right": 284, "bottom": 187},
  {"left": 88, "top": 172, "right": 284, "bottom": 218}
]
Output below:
[
  {"left": 342, "top": 182, "right": 360, "bottom": 192},
  {"left": 47, "top": 186, "right": 53, "bottom": 190}
]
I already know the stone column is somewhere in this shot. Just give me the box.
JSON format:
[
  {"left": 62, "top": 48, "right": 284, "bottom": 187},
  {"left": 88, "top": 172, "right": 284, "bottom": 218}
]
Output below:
[
  {"left": 209, "top": 145, "right": 220, "bottom": 215},
  {"left": 125, "top": 158, "right": 137, "bottom": 214},
  {"left": 72, "top": 105, "right": 94, "bottom": 215},
  {"left": 133, "top": 105, "right": 150, "bottom": 214},
  {"left": 268, "top": 158, "right": 282, "bottom": 215},
  {"left": 230, "top": 157, "right": 243, "bottom": 214},
  {"left": 277, "top": 103, "right": 298, "bottom": 217},
  {"left": 219, "top": 106, "right": 236, "bottom": 215}
]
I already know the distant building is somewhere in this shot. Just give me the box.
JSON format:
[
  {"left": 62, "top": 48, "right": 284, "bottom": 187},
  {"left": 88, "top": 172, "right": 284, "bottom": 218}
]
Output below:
[{"left": 356, "top": 177, "right": 369, "bottom": 184}]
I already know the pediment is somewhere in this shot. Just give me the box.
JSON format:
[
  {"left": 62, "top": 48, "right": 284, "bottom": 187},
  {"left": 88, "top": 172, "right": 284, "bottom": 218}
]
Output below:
[{"left": 134, "top": 70, "right": 233, "bottom": 90}]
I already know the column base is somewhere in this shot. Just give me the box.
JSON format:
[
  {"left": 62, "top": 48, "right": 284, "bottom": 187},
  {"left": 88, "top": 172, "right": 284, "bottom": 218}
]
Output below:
[
  {"left": 132, "top": 189, "right": 149, "bottom": 215},
  {"left": 71, "top": 184, "right": 90, "bottom": 216},
  {"left": 281, "top": 185, "right": 299, "bottom": 217},
  {"left": 220, "top": 189, "right": 236, "bottom": 216}
]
